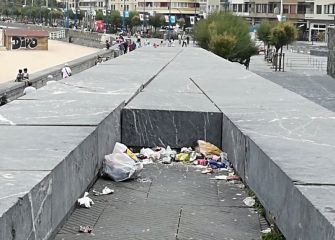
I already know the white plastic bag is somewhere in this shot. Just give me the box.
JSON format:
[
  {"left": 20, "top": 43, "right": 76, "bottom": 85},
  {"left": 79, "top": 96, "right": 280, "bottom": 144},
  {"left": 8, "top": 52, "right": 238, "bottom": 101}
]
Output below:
[
  {"left": 77, "top": 192, "right": 94, "bottom": 208},
  {"left": 103, "top": 153, "right": 143, "bottom": 182},
  {"left": 113, "top": 142, "right": 128, "bottom": 154}
]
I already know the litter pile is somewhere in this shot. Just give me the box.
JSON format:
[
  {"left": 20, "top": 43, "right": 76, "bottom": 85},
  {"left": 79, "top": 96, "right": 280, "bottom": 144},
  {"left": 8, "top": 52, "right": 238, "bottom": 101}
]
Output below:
[
  {"left": 76, "top": 140, "right": 243, "bottom": 235},
  {"left": 101, "top": 140, "right": 240, "bottom": 182}
]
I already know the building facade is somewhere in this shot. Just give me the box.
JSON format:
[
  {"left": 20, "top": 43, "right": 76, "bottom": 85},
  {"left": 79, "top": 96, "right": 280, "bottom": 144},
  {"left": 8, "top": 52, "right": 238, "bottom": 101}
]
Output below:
[{"left": 228, "top": 0, "right": 335, "bottom": 41}]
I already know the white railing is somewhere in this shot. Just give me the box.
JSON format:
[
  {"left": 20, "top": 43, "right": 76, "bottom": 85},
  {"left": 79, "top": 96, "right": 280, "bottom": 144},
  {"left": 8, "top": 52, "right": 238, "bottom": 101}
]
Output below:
[{"left": 49, "top": 30, "right": 66, "bottom": 40}]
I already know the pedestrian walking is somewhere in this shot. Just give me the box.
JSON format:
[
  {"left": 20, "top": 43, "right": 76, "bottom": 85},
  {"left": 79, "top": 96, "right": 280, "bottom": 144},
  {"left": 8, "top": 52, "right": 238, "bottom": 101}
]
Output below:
[
  {"left": 245, "top": 57, "right": 250, "bottom": 70},
  {"left": 178, "top": 34, "right": 181, "bottom": 45},
  {"left": 61, "top": 63, "right": 72, "bottom": 79},
  {"left": 186, "top": 35, "right": 190, "bottom": 46},
  {"left": 182, "top": 35, "right": 187, "bottom": 47}
]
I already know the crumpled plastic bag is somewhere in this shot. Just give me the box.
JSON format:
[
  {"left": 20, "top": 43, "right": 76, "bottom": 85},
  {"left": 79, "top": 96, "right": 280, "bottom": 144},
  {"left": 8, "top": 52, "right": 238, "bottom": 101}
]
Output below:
[
  {"left": 176, "top": 153, "right": 190, "bottom": 161},
  {"left": 243, "top": 197, "right": 255, "bottom": 207},
  {"left": 140, "top": 148, "right": 155, "bottom": 158},
  {"left": 102, "top": 153, "right": 143, "bottom": 182},
  {"left": 197, "top": 140, "right": 222, "bottom": 156},
  {"left": 78, "top": 192, "right": 94, "bottom": 208},
  {"left": 113, "top": 142, "right": 137, "bottom": 160}
]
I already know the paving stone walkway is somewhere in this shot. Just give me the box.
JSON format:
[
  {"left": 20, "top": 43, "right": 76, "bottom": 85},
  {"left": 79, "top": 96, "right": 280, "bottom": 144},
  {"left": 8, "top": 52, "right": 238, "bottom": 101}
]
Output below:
[
  {"left": 55, "top": 164, "right": 263, "bottom": 240},
  {"left": 249, "top": 51, "right": 335, "bottom": 112}
]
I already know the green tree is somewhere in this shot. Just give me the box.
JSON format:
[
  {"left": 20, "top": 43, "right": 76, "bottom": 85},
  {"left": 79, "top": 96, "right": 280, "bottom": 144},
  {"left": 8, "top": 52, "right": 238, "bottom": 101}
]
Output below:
[
  {"left": 95, "top": 10, "right": 104, "bottom": 20},
  {"left": 108, "top": 10, "right": 121, "bottom": 31},
  {"left": 149, "top": 14, "right": 165, "bottom": 32},
  {"left": 257, "top": 20, "right": 274, "bottom": 58},
  {"left": 177, "top": 17, "right": 185, "bottom": 29},
  {"left": 194, "top": 12, "right": 258, "bottom": 65},
  {"left": 270, "top": 21, "right": 297, "bottom": 70},
  {"left": 131, "top": 15, "right": 141, "bottom": 32},
  {"left": 270, "top": 22, "right": 297, "bottom": 53}
]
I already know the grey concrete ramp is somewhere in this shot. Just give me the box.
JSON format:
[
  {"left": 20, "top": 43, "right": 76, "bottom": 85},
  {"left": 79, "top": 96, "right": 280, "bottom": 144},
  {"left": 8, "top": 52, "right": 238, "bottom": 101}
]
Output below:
[
  {"left": 176, "top": 48, "right": 335, "bottom": 239},
  {"left": 0, "top": 47, "right": 182, "bottom": 240},
  {"left": 122, "top": 50, "right": 222, "bottom": 148}
]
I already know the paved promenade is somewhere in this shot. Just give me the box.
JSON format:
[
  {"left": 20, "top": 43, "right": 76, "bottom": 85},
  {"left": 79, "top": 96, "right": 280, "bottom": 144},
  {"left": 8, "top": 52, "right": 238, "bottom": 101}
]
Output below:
[
  {"left": 0, "top": 40, "right": 99, "bottom": 84},
  {"left": 249, "top": 48, "right": 335, "bottom": 112}
]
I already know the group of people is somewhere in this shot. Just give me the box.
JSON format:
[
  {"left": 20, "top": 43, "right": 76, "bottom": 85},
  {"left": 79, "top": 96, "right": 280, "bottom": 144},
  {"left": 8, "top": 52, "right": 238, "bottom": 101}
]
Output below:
[
  {"left": 117, "top": 35, "right": 138, "bottom": 55},
  {"left": 15, "top": 68, "right": 36, "bottom": 95},
  {"left": 178, "top": 34, "right": 190, "bottom": 47},
  {"left": 12, "top": 63, "right": 72, "bottom": 97},
  {"left": 15, "top": 68, "right": 29, "bottom": 83}
]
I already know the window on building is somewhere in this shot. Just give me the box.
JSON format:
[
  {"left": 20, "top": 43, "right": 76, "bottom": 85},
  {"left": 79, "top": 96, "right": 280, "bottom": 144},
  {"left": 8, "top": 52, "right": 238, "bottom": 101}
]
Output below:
[
  {"left": 297, "top": 4, "right": 306, "bottom": 14},
  {"left": 244, "top": 3, "right": 249, "bottom": 12},
  {"left": 324, "top": 5, "right": 329, "bottom": 14},
  {"left": 256, "top": 4, "right": 261, "bottom": 13},
  {"left": 233, "top": 4, "right": 237, "bottom": 12},
  {"left": 290, "top": 5, "right": 296, "bottom": 14},
  {"left": 161, "top": 2, "right": 168, "bottom": 7},
  {"left": 268, "top": 4, "right": 273, "bottom": 13},
  {"left": 283, "top": 5, "right": 289, "bottom": 14},
  {"left": 238, "top": 4, "right": 242, "bottom": 12},
  {"left": 316, "top": 5, "right": 322, "bottom": 14}
]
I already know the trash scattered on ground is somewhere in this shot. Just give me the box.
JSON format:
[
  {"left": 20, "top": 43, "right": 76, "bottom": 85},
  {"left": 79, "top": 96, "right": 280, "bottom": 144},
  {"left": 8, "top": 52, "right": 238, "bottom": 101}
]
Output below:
[
  {"left": 136, "top": 177, "right": 152, "bottom": 183},
  {"left": 79, "top": 225, "right": 93, "bottom": 233},
  {"left": 211, "top": 175, "right": 228, "bottom": 180},
  {"left": 78, "top": 192, "right": 94, "bottom": 208},
  {"left": 102, "top": 141, "right": 240, "bottom": 186},
  {"left": 176, "top": 152, "right": 190, "bottom": 161},
  {"left": 243, "top": 197, "right": 256, "bottom": 207},
  {"left": 103, "top": 152, "right": 143, "bottom": 182},
  {"left": 226, "top": 175, "right": 241, "bottom": 181},
  {"left": 261, "top": 228, "right": 272, "bottom": 234},
  {"left": 93, "top": 186, "right": 114, "bottom": 196},
  {"left": 197, "top": 140, "right": 222, "bottom": 156},
  {"left": 201, "top": 168, "right": 214, "bottom": 174}
]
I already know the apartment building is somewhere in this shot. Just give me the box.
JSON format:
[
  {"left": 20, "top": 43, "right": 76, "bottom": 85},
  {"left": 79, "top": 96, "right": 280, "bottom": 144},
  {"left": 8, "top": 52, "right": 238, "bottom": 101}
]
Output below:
[
  {"left": 229, "top": 0, "right": 335, "bottom": 41},
  {"left": 136, "top": 0, "right": 200, "bottom": 23}
]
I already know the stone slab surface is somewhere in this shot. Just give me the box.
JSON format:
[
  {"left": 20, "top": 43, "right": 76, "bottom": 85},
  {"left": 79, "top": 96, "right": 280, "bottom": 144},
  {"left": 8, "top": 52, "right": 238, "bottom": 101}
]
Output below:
[
  {"left": 176, "top": 48, "right": 335, "bottom": 239},
  {"left": 55, "top": 164, "right": 261, "bottom": 240},
  {"left": 122, "top": 108, "right": 222, "bottom": 148},
  {"left": 0, "top": 126, "right": 95, "bottom": 171}
]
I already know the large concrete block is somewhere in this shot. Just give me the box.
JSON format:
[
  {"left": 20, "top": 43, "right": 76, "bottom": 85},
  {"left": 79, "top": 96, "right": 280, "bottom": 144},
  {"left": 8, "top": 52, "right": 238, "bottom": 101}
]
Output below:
[
  {"left": 97, "top": 103, "right": 123, "bottom": 162},
  {"left": 0, "top": 126, "right": 96, "bottom": 240},
  {"left": 122, "top": 90, "right": 222, "bottom": 148},
  {"left": 221, "top": 114, "right": 247, "bottom": 179},
  {"left": 122, "top": 108, "right": 222, "bottom": 148},
  {"left": 50, "top": 128, "right": 99, "bottom": 232},
  {"left": 0, "top": 171, "right": 51, "bottom": 240}
]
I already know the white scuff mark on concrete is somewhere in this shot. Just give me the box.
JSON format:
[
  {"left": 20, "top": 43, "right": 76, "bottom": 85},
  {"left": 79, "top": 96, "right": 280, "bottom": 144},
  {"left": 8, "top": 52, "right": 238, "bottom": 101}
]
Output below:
[
  {"left": 2, "top": 174, "right": 14, "bottom": 179},
  {"left": 0, "top": 114, "right": 16, "bottom": 125},
  {"left": 52, "top": 91, "right": 66, "bottom": 94},
  {"left": 0, "top": 191, "right": 29, "bottom": 200},
  {"left": 27, "top": 192, "right": 37, "bottom": 240}
]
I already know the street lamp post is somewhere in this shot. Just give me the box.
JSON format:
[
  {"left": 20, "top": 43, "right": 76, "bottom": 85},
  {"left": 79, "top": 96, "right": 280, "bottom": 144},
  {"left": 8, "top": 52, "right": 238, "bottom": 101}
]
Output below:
[
  {"left": 168, "top": 0, "right": 171, "bottom": 40},
  {"left": 280, "top": 0, "right": 283, "bottom": 21},
  {"left": 143, "top": 0, "right": 146, "bottom": 32},
  {"left": 122, "top": 0, "right": 126, "bottom": 31}
]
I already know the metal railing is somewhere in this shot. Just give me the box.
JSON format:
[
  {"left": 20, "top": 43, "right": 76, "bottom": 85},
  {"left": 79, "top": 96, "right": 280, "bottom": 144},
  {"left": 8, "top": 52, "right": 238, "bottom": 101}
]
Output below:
[
  {"left": 49, "top": 30, "right": 66, "bottom": 40},
  {"left": 285, "top": 56, "right": 327, "bottom": 71}
]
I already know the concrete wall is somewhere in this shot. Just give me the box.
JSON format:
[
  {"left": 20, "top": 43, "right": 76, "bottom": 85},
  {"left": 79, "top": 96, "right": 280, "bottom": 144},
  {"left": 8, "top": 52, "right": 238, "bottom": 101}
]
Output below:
[{"left": 327, "top": 28, "right": 335, "bottom": 78}]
